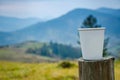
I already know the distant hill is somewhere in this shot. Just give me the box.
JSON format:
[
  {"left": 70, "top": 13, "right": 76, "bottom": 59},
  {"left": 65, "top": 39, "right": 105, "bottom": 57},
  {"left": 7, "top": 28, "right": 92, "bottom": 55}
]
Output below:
[
  {"left": 0, "top": 41, "right": 81, "bottom": 62},
  {"left": 0, "top": 16, "right": 41, "bottom": 32},
  {"left": 0, "top": 41, "right": 56, "bottom": 62},
  {"left": 96, "top": 7, "right": 120, "bottom": 18},
  {"left": 0, "top": 8, "right": 120, "bottom": 46}
]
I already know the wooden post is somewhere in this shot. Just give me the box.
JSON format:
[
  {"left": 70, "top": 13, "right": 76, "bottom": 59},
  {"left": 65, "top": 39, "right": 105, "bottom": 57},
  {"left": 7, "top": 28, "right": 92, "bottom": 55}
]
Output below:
[{"left": 78, "top": 56, "right": 114, "bottom": 80}]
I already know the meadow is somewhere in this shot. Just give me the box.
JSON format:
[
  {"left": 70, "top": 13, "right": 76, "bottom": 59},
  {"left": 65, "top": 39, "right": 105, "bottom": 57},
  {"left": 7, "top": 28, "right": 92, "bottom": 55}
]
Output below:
[{"left": 0, "top": 60, "right": 120, "bottom": 80}]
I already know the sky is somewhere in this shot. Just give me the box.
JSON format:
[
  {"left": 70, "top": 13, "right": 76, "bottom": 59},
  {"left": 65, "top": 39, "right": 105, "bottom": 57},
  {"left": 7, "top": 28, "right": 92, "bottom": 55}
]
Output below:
[{"left": 0, "top": 0, "right": 120, "bottom": 20}]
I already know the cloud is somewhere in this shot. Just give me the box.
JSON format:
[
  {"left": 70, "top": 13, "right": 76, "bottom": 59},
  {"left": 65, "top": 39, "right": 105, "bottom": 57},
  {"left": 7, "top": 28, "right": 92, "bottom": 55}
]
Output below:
[
  {"left": 0, "top": 1, "right": 77, "bottom": 19},
  {"left": 0, "top": 0, "right": 57, "bottom": 3},
  {"left": 0, "top": 0, "right": 120, "bottom": 19}
]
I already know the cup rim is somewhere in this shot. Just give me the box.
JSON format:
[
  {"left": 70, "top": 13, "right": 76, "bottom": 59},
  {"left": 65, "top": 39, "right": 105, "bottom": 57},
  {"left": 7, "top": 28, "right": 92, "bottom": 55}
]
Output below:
[{"left": 78, "top": 27, "right": 105, "bottom": 31}]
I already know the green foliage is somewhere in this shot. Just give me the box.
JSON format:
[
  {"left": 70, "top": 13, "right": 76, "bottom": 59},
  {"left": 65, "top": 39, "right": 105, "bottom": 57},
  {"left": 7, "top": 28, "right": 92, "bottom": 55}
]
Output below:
[
  {"left": 103, "top": 38, "right": 110, "bottom": 56},
  {"left": 49, "top": 42, "right": 81, "bottom": 59},
  {"left": 58, "top": 61, "right": 75, "bottom": 68},
  {"left": 82, "top": 15, "right": 101, "bottom": 28},
  {"left": 26, "top": 42, "right": 82, "bottom": 59}
]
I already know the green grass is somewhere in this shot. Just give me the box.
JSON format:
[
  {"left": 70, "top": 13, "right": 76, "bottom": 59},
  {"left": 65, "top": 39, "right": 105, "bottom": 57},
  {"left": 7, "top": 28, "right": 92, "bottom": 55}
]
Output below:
[
  {"left": 0, "top": 61, "right": 120, "bottom": 80},
  {"left": 0, "top": 61, "right": 78, "bottom": 80},
  {"left": 115, "top": 60, "right": 120, "bottom": 80}
]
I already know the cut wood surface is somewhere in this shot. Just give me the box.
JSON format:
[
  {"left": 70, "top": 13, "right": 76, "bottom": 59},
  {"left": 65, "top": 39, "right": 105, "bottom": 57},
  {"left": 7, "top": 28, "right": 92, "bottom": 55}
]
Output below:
[{"left": 78, "top": 56, "right": 114, "bottom": 80}]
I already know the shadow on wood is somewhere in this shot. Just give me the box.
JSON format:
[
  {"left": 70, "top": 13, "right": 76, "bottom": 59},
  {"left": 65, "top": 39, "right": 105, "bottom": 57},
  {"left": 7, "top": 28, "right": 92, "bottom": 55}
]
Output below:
[{"left": 78, "top": 56, "right": 114, "bottom": 80}]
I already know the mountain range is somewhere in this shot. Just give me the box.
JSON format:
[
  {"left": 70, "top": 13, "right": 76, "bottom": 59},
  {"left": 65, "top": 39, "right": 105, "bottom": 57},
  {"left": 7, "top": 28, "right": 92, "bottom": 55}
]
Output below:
[
  {"left": 96, "top": 7, "right": 120, "bottom": 18},
  {"left": 0, "top": 7, "right": 120, "bottom": 46},
  {"left": 0, "top": 16, "right": 41, "bottom": 32}
]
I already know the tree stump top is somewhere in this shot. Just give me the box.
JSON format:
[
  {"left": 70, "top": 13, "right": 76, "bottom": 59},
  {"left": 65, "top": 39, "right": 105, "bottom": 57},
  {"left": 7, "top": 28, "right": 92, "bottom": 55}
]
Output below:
[{"left": 78, "top": 56, "right": 114, "bottom": 62}]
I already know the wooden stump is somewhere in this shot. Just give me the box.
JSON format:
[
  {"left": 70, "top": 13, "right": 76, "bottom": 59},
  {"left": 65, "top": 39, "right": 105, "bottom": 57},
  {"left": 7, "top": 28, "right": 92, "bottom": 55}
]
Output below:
[{"left": 78, "top": 56, "right": 114, "bottom": 80}]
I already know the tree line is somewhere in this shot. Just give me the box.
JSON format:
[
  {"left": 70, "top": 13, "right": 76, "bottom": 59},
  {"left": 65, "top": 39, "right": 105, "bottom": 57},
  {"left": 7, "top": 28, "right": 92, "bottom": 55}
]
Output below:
[{"left": 26, "top": 42, "right": 82, "bottom": 59}]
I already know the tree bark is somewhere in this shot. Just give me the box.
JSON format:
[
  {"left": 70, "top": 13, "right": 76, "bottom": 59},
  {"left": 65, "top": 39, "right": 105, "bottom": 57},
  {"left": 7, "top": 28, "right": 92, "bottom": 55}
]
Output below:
[{"left": 78, "top": 56, "right": 114, "bottom": 80}]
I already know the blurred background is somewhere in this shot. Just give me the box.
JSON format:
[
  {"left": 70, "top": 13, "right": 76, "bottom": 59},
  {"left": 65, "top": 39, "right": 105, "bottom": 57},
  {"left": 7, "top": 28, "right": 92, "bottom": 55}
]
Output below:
[{"left": 0, "top": 0, "right": 120, "bottom": 80}]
